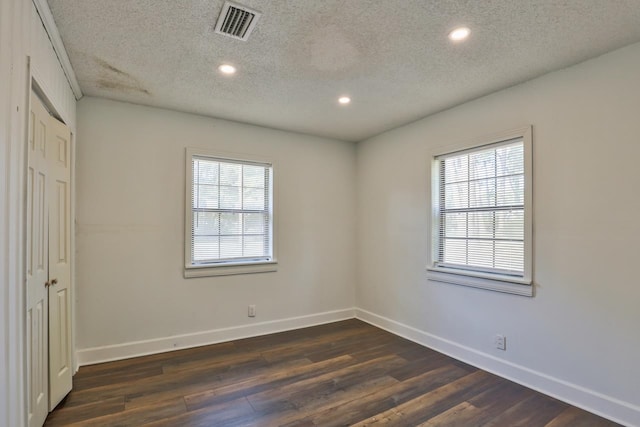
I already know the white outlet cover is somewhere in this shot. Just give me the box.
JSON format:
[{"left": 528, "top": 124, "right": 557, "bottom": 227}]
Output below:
[{"left": 495, "top": 334, "right": 506, "bottom": 350}]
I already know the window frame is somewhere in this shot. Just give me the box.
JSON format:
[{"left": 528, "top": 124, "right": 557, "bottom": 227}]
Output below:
[
  {"left": 427, "top": 126, "right": 533, "bottom": 296},
  {"left": 184, "top": 147, "right": 278, "bottom": 278}
]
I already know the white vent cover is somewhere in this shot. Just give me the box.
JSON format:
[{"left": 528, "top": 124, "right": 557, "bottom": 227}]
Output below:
[{"left": 214, "top": 1, "right": 261, "bottom": 41}]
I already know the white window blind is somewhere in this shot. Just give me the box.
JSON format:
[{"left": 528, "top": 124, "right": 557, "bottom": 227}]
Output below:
[
  {"left": 190, "top": 156, "right": 272, "bottom": 265},
  {"left": 435, "top": 138, "right": 525, "bottom": 277}
]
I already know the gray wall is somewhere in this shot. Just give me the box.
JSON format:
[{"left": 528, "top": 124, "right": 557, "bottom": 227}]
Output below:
[
  {"left": 356, "top": 42, "right": 640, "bottom": 425},
  {"left": 75, "top": 98, "right": 357, "bottom": 358}
]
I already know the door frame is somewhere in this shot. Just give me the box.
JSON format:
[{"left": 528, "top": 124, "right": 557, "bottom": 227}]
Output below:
[
  {"left": 26, "top": 72, "right": 77, "bottom": 419},
  {"left": 31, "top": 73, "right": 77, "bottom": 376}
]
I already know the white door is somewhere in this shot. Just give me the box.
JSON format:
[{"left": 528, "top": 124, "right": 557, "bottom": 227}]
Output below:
[
  {"left": 26, "top": 93, "right": 50, "bottom": 427},
  {"left": 47, "top": 111, "right": 73, "bottom": 409},
  {"left": 26, "top": 93, "right": 74, "bottom": 425}
]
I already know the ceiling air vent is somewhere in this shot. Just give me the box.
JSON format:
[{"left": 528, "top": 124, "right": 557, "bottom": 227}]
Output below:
[{"left": 214, "top": 1, "right": 261, "bottom": 41}]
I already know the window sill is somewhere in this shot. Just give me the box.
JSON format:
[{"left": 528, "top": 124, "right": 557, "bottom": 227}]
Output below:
[
  {"left": 185, "top": 260, "right": 278, "bottom": 278},
  {"left": 426, "top": 266, "right": 533, "bottom": 297}
]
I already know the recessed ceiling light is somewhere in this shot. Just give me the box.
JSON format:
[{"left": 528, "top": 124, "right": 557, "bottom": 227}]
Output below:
[
  {"left": 218, "top": 64, "right": 237, "bottom": 75},
  {"left": 338, "top": 96, "right": 351, "bottom": 105},
  {"left": 448, "top": 27, "right": 471, "bottom": 42}
]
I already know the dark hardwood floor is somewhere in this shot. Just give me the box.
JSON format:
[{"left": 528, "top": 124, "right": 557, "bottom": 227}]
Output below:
[{"left": 44, "top": 319, "right": 619, "bottom": 426}]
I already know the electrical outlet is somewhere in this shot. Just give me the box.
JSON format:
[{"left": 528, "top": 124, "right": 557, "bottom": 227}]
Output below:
[
  {"left": 248, "top": 304, "right": 256, "bottom": 317},
  {"left": 494, "top": 334, "right": 506, "bottom": 351}
]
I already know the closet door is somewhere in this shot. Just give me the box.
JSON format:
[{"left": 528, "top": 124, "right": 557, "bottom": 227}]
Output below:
[
  {"left": 26, "top": 93, "right": 50, "bottom": 427},
  {"left": 47, "top": 113, "right": 73, "bottom": 409},
  {"left": 26, "top": 93, "right": 74, "bottom": 424}
]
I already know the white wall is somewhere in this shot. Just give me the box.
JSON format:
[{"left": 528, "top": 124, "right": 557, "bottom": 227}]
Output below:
[
  {"left": 356, "top": 42, "right": 640, "bottom": 426},
  {"left": 30, "top": 3, "right": 77, "bottom": 130},
  {"left": 75, "top": 98, "right": 357, "bottom": 361},
  {"left": 0, "top": 1, "right": 28, "bottom": 425}
]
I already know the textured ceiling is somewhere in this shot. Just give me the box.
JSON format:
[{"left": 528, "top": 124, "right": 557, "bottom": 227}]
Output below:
[{"left": 48, "top": 0, "right": 640, "bottom": 142}]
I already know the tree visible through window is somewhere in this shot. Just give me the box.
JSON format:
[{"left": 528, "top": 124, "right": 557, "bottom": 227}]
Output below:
[
  {"left": 190, "top": 155, "right": 273, "bottom": 266},
  {"left": 436, "top": 139, "right": 525, "bottom": 275},
  {"left": 429, "top": 127, "right": 532, "bottom": 295}
]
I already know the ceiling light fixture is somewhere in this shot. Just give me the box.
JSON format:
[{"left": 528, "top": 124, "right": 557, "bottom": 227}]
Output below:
[
  {"left": 338, "top": 96, "right": 351, "bottom": 105},
  {"left": 448, "top": 27, "right": 471, "bottom": 42},
  {"left": 218, "top": 64, "right": 237, "bottom": 75}
]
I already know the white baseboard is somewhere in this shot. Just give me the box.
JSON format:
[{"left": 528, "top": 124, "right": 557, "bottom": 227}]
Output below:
[
  {"left": 75, "top": 306, "right": 638, "bottom": 426},
  {"left": 355, "top": 308, "right": 639, "bottom": 427},
  {"left": 77, "top": 308, "right": 355, "bottom": 366}
]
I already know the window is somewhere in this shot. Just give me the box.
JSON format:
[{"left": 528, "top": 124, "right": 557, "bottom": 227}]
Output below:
[
  {"left": 428, "top": 127, "right": 532, "bottom": 296},
  {"left": 185, "top": 148, "right": 276, "bottom": 277}
]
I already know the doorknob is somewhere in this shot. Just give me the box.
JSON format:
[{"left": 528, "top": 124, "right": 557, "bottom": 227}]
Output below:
[
  {"left": 51, "top": 278, "right": 58, "bottom": 285},
  {"left": 44, "top": 281, "right": 50, "bottom": 288}
]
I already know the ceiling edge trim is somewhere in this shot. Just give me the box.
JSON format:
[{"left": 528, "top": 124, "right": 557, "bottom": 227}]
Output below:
[{"left": 32, "top": 0, "right": 83, "bottom": 100}]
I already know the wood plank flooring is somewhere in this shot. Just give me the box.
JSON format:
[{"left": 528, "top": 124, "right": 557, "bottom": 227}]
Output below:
[{"left": 44, "top": 319, "right": 619, "bottom": 426}]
